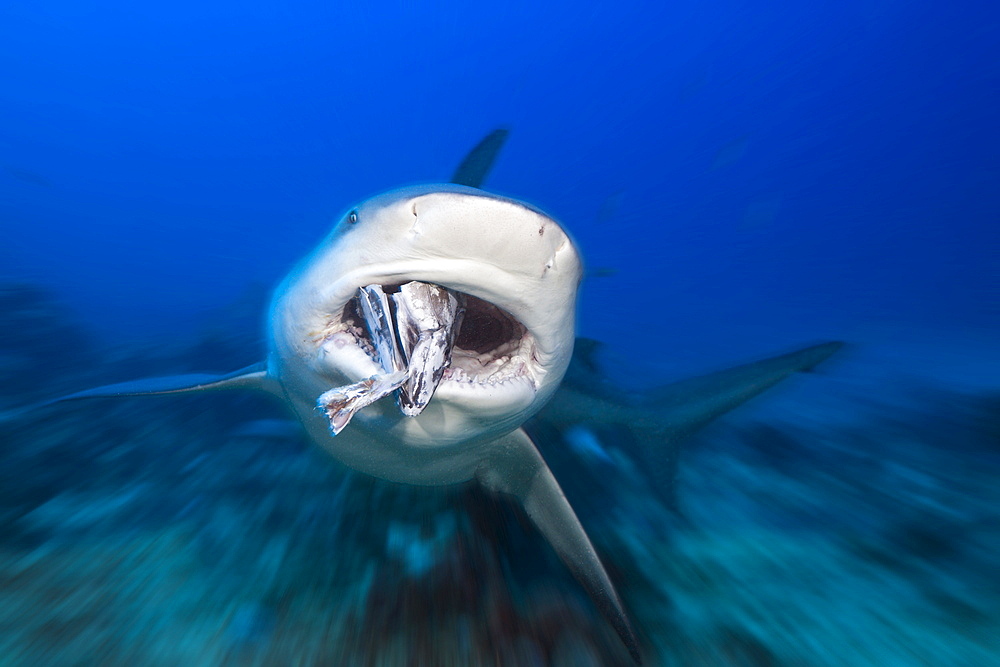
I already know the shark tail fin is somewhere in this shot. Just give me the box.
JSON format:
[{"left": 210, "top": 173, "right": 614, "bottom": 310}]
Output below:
[
  {"left": 450, "top": 128, "right": 510, "bottom": 188},
  {"left": 478, "top": 427, "right": 642, "bottom": 664},
  {"left": 629, "top": 341, "right": 843, "bottom": 510}
]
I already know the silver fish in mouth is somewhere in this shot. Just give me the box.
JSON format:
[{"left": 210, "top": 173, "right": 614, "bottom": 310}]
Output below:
[{"left": 318, "top": 281, "right": 465, "bottom": 434}]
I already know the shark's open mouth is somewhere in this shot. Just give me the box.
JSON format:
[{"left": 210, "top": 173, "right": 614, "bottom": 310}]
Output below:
[{"left": 317, "top": 281, "right": 537, "bottom": 434}]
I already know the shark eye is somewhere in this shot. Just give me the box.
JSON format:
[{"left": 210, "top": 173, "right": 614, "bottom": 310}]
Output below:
[{"left": 347, "top": 210, "right": 359, "bottom": 224}]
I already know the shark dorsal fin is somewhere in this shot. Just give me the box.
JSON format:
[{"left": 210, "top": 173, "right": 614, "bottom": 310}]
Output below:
[{"left": 450, "top": 128, "right": 510, "bottom": 188}]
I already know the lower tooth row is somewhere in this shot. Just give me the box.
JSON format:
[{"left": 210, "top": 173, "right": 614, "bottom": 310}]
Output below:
[{"left": 443, "top": 365, "right": 526, "bottom": 385}]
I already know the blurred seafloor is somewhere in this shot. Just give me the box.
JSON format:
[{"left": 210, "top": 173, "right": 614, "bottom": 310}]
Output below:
[{"left": 0, "top": 282, "right": 997, "bottom": 666}]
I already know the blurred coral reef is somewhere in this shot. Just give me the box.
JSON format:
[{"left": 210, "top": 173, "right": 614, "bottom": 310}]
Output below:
[{"left": 0, "top": 282, "right": 997, "bottom": 665}]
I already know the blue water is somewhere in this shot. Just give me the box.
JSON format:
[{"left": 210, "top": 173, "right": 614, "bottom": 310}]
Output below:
[
  {"left": 0, "top": 2, "right": 997, "bottom": 665},
  {"left": 3, "top": 2, "right": 996, "bottom": 349}
]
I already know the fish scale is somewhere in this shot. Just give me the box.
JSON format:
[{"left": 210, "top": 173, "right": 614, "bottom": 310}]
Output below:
[{"left": 317, "top": 281, "right": 464, "bottom": 434}]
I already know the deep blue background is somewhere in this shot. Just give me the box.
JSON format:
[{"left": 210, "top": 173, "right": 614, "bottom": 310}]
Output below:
[{"left": 1, "top": 1, "right": 997, "bottom": 380}]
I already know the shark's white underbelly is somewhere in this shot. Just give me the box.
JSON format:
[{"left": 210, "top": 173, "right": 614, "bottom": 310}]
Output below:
[{"left": 280, "top": 372, "right": 498, "bottom": 486}]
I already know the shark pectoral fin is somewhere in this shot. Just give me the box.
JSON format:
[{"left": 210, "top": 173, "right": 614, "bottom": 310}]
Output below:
[
  {"left": 627, "top": 341, "right": 844, "bottom": 513},
  {"left": 37, "top": 362, "right": 275, "bottom": 408},
  {"left": 450, "top": 128, "right": 510, "bottom": 188},
  {"left": 642, "top": 341, "right": 845, "bottom": 432},
  {"left": 477, "top": 428, "right": 642, "bottom": 664}
]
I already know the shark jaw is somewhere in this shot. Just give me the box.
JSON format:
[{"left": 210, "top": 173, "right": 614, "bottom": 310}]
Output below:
[
  {"left": 315, "top": 279, "right": 540, "bottom": 435},
  {"left": 271, "top": 185, "right": 583, "bottom": 449}
]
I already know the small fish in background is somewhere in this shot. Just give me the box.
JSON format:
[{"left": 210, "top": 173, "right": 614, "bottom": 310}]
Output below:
[
  {"left": 584, "top": 191, "right": 626, "bottom": 279},
  {"left": 595, "top": 190, "right": 626, "bottom": 226},
  {"left": 3, "top": 166, "right": 53, "bottom": 188},
  {"left": 711, "top": 134, "right": 751, "bottom": 170},
  {"left": 587, "top": 266, "right": 619, "bottom": 278}
]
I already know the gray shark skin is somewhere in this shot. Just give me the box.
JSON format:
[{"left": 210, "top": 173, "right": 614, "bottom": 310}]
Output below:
[
  {"left": 32, "top": 131, "right": 844, "bottom": 664},
  {"left": 530, "top": 338, "right": 844, "bottom": 515}
]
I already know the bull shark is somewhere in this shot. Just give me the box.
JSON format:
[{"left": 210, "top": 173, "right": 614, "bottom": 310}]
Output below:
[{"left": 33, "top": 129, "right": 842, "bottom": 664}]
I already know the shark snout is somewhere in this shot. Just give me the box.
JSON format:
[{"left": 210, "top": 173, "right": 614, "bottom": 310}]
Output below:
[{"left": 409, "top": 191, "right": 577, "bottom": 283}]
